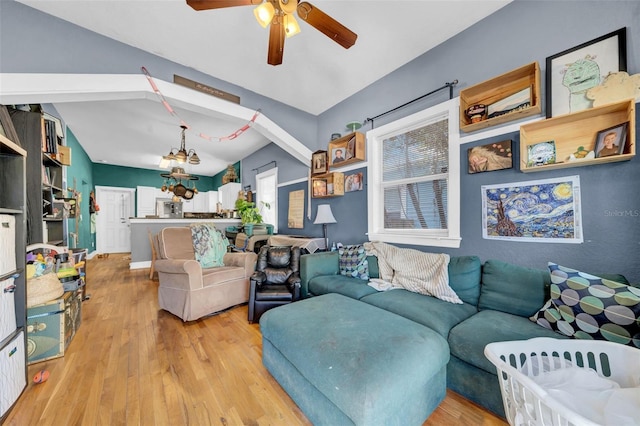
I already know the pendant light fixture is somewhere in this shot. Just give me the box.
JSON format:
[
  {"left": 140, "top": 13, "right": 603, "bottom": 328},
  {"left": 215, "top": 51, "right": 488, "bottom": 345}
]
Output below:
[
  {"left": 162, "top": 125, "right": 200, "bottom": 165},
  {"left": 159, "top": 125, "right": 200, "bottom": 199}
]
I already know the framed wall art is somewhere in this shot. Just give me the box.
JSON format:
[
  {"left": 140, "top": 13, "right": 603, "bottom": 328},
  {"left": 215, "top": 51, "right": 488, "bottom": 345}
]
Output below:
[
  {"left": 595, "top": 122, "right": 628, "bottom": 158},
  {"left": 467, "top": 140, "right": 513, "bottom": 174},
  {"left": 526, "top": 141, "right": 556, "bottom": 167},
  {"left": 482, "top": 175, "right": 583, "bottom": 244},
  {"left": 311, "top": 150, "right": 328, "bottom": 175},
  {"left": 345, "top": 172, "right": 363, "bottom": 192},
  {"left": 546, "top": 27, "right": 626, "bottom": 118}
]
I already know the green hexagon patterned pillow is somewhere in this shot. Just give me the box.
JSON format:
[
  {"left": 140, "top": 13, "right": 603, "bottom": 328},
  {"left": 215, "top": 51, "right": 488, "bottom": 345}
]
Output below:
[
  {"left": 530, "top": 262, "right": 640, "bottom": 348},
  {"left": 338, "top": 244, "right": 369, "bottom": 280}
]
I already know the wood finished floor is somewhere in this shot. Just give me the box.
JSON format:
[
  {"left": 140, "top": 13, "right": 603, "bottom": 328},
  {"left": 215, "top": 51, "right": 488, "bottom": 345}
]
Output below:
[{"left": 5, "top": 253, "right": 507, "bottom": 425}]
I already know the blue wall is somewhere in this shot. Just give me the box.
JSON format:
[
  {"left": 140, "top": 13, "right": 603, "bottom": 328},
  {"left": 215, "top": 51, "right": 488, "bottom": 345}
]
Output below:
[
  {"left": 276, "top": 1, "right": 640, "bottom": 280},
  {"left": 2, "top": 0, "right": 639, "bottom": 281}
]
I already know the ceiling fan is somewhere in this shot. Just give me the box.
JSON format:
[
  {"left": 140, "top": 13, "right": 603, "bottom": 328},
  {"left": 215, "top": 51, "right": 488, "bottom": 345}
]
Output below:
[{"left": 186, "top": 0, "right": 358, "bottom": 65}]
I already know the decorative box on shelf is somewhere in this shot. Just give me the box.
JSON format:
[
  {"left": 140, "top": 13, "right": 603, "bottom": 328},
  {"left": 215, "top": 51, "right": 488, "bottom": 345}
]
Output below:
[
  {"left": 311, "top": 172, "right": 344, "bottom": 198},
  {"left": 459, "top": 61, "right": 541, "bottom": 133},
  {"left": 26, "top": 288, "right": 82, "bottom": 364},
  {"left": 519, "top": 98, "right": 635, "bottom": 173},
  {"left": 329, "top": 132, "right": 365, "bottom": 169}
]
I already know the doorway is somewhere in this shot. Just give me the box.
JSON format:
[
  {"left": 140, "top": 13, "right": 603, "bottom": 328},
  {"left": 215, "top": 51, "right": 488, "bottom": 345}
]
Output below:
[
  {"left": 95, "top": 186, "right": 135, "bottom": 254},
  {"left": 256, "top": 167, "right": 278, "bottom": 233}
]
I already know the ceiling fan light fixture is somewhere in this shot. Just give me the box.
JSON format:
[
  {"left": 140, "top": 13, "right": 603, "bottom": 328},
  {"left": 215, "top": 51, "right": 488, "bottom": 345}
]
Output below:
[
  {"left": 254, "top": 2, "right": 275, "bottom": 28},
  {"left": 283, "top": 13, "right": 301, "bottom": 38},
  {"left": 279, "top": 0, "right": 297, "bottom": 15}
]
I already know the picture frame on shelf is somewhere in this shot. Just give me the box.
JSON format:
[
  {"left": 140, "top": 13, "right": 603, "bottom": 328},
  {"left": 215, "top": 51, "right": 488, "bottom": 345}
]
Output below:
[
  {"left": 467, "top": 140, "right": 513, "bottom": 174},
  {"left": 595, "top": 122, "right": 628, "bottom": 158},
  {"left": 330, "top": 145, "right": 347, "bottom": 167},
  {"left": 487, "top": 87, "right": 531, "bottom": 120},
  {"left": 345, "top": 134, "right": 356, "bottom": 160},
  {"left": 526, "top": 141, "right": 557, "bottom": 167},
  {"left": 311, "top": 150, "right": 328, "bottom": 175},
  {"left": 312, "top": 179, "right": 327, "bottom": 197},
  {"left": 545, "top": 27, "right": 627, "bottom": 118}
]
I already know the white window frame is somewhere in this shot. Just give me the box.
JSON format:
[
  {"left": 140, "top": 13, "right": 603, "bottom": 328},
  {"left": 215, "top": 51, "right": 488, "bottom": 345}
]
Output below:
[
  {"left": 256, "top": 167, "right": 278, "bottom": 233},
  {"left": 366, "top": 97, "right": 461, "bottom": 248}
]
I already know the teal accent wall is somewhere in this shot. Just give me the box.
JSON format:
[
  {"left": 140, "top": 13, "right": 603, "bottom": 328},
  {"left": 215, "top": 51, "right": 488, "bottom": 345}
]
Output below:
[
  {"left": 93, "top": 163, "right": 217, "bottom": 191},
  {"left": 65, "top": 129, "right": 95, "bottom": 251}
]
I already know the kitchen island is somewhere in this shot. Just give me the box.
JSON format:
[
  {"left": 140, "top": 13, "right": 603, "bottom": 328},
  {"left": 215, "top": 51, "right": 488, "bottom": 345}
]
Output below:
[{"left": 129, "top": 218, "right": 241, "bottom": 270}]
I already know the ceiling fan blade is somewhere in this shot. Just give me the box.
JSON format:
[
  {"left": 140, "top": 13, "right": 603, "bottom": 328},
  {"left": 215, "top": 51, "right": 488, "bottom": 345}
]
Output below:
[
  {"left": 268, "top": 16, "right": 285, "bottom": 66},
  {"left": 186, "top": 0, "right": 262, "bottom": 11},
  {"left": 297, "top": 1, "right": 357, "bottom": 49}
]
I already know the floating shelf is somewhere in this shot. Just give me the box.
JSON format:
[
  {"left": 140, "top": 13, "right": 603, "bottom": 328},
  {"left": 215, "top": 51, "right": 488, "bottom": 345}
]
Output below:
[
  {"left": 329, "top": 132, "right": 365, "bottom": 169},
  {"left": 460, "top": 62, "right": 541, "bottom": 133},
  {"left": 519, "top": 98, "right": 635, "bottom": 172},
  {"left": 311, "top": 172, "right": 344, "bottom": 198}
]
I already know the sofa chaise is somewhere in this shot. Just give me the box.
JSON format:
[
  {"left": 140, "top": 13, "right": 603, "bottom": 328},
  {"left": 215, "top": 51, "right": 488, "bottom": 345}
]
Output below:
[{"left": 290, "top": 250, "right": 631, "bottom": 419}]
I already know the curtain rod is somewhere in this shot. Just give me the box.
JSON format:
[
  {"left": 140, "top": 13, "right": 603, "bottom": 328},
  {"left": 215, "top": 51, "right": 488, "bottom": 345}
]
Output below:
[
  {"left": 252, "top": 160, "right": 276, "bottom": 173},
  {"left": 364, "top": 80, "right": 458, "bottom": 129}
]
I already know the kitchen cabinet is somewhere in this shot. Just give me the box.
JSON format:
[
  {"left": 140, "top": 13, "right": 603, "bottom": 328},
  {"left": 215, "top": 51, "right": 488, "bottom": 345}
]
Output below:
[
  {"left": 182, "top": 192, "right": 207, "bottom": 213},
  {"left": 219, "top": 182, "right": 241, "bottom": 210},
  {"left": 207, "top": 191, "right": 219, "bottom": 212},
  {"left": 136, "top": 186, "right": 165, "bottom": 217}
]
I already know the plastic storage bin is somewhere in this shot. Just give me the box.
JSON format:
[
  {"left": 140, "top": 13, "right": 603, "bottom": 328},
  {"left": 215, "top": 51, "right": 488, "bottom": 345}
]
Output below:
[{"left": 485, "top": 337, "right": 640, "bottom": 426}]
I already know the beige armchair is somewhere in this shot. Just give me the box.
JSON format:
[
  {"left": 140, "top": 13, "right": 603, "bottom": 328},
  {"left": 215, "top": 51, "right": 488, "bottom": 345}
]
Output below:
[{"left": 155, "top": 227, "right": 257, "bottom": 321}]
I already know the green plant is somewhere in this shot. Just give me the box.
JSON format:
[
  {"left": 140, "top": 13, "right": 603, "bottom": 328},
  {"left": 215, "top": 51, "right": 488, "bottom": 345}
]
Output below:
[{"left": 235, "top": 199, "right": 270, "bottom": 225}]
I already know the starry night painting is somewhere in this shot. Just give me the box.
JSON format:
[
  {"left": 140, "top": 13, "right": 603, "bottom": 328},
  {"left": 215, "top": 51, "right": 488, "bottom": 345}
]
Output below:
[{"left": 482, "top": 176, "right": 583, "bottom": 243}]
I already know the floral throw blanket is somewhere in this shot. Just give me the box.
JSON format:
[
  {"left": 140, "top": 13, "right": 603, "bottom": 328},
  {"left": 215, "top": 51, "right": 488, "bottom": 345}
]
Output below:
[
  {"left": 363, "top": 241, "right": 462, "bottom": 304},
  {"left": 190, "top": 224, "right": 228, "bottom": 268}
]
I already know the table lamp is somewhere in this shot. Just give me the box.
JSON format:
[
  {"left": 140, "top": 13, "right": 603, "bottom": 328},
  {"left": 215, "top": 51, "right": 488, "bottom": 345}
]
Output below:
[{"left": 313, "top": 204, "right": 337, "bottom": 250}]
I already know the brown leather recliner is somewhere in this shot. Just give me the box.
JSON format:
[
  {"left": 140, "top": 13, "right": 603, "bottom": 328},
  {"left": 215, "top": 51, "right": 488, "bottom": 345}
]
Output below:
[{"left": 248, "top": 245, "right": 301, "bottom": 323}]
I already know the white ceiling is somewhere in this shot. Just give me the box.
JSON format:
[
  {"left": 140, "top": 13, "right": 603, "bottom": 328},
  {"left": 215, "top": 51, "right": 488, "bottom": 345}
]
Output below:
[{"left": 13, "top": 0, "right": 511, "bottom": 175}]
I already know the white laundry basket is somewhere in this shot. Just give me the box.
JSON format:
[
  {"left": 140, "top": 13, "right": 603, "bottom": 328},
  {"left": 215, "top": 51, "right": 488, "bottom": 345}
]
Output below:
[{"left": 484, "top": 337, "right": 640, "bottom": 426}]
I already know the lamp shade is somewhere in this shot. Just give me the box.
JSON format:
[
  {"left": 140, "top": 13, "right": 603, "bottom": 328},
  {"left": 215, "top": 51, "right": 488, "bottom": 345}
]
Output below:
[
  {"left": 283, "top": 13, "right": 301, "bottom": 38},
  {"left": 314, "top": 204, "right": 336, "bottom": 225},
  {"left": 254, "top": 2, "right": 275, "bottom": 28}
]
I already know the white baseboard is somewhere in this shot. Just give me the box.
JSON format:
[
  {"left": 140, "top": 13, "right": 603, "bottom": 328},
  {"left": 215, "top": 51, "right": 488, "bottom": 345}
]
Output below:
[{"left": 130, "top": 261, "right": 151, "bottom": 270}]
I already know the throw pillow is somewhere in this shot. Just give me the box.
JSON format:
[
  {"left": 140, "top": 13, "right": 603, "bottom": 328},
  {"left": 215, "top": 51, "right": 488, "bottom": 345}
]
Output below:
[
  {"left": 190, "top": 224, "right": 228, "bottom": 268},
  {"left": 338, "top": 244, "right": 369, "bottom": 280},
  {"left": 530, "top": 262, "right": 640, "bottom": 348}
]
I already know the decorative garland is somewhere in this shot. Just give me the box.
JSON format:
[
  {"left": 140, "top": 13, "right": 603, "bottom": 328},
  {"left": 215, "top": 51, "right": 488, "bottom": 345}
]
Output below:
[{"left": 141, "top": 66, "right": 261, "bottom": 142}]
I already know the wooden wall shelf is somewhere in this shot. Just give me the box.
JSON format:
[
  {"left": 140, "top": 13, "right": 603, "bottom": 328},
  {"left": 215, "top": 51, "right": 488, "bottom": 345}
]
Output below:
[
  {"left": 460, "top": 62, "right": 541, "bottom": 133},
  {"left": 519, "top": 98, "right": 635, "bottom": 173},
  {"left": 311, "top": 172, "right": 344, "bottom": 198},
  {"left": 329, "top": 132, "right": 365, "bottom": 169}
]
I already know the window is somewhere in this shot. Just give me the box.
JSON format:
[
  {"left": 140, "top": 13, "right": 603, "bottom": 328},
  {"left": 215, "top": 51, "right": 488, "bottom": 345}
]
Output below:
[
  {"left": 256, "top": 167, "right": 278, "bottom": 232},
  {"left": 366, "top": 98, "right": 460, "bottom": 248}
]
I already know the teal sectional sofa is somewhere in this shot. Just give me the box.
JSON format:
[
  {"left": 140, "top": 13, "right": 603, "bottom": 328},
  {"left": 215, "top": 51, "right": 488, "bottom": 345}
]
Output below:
[{"left": 299, "top": 251, "right": 572, "bottom": 418}]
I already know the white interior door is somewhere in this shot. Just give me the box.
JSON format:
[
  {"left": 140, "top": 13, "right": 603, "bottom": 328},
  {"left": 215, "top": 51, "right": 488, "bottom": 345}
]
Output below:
[
  {"left": 95, "top": 186, "right": 135, "bottom": 253},
  {"left": 256, "top": 167, "right": 278, "bottom": 232}
]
